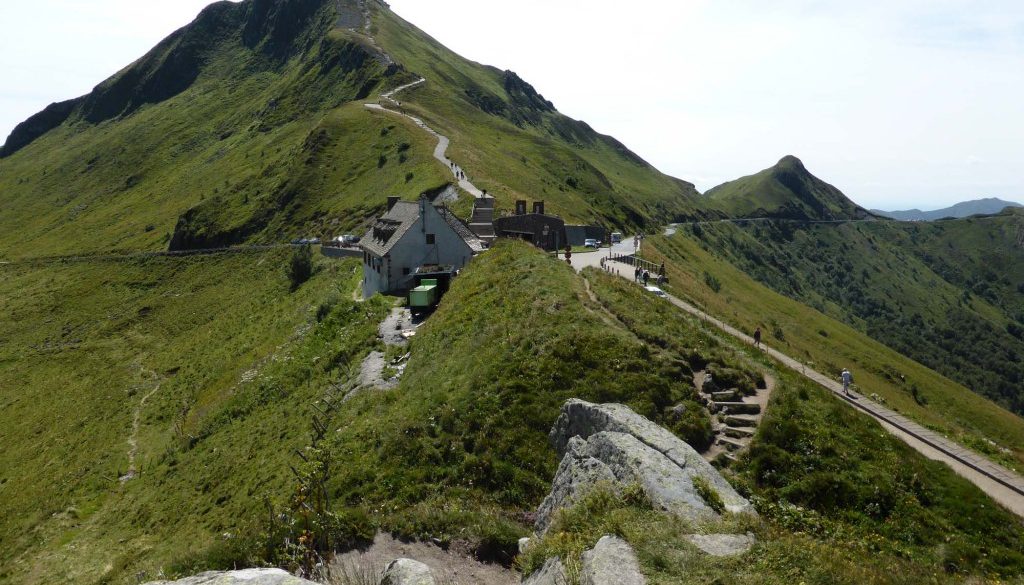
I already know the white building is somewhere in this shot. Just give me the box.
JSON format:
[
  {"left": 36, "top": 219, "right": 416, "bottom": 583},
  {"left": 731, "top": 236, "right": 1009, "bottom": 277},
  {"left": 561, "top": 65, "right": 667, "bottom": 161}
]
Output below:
[{"left": 360, "top": 196, "right": 485, "bottom": 298}]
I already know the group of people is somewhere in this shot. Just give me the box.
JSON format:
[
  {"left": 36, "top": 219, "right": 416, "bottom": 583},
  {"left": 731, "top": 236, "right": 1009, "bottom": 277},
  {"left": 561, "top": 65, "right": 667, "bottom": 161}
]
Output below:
[{"left": 448, "top": 161, "right": 466, "bottom": 181}]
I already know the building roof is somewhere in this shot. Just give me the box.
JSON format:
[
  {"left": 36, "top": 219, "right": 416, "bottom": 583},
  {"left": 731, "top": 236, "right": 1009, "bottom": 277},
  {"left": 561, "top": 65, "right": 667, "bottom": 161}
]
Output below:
[
  {"left": 361, "top": 199, "right": 486, "bottom": 256},
  {"left": 361, "top": 201, "right": 421, "bottom": 257},
  {"left": 439, "top": 207, "right": 486, "bottom": 253}
]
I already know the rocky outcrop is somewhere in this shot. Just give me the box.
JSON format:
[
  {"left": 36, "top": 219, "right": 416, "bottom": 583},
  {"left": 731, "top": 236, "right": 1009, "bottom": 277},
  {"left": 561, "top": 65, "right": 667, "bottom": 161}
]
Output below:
[
  {"left": 143, "top": 569, "right": 316, "bottom": 585},
  {"left": 381, "top": 558, "right": 435, "bottom": 585},
  {"left": 580, "top": 536, "right": 645, "bottom": 585},
  {"left": 521, "top": 557, "right": 567, "bottom": 585},
  {"left": 537, "top": 400, "right": 755, "bottom": 531},
  {"left": 534, "top": 436, "right": 619, "bottom": 532},
  {"left": 686, "top": 533, "right": 757, "bottom": 557}
]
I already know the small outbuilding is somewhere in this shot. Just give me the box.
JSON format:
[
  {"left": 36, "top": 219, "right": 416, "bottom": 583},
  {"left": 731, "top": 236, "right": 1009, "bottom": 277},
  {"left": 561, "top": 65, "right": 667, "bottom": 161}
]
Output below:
[
  {"left": 493, "top": 200, "right": 566, "bottom": 252},
  {"left": 360, "top": 196, "right": 485, "bottom": 298}
]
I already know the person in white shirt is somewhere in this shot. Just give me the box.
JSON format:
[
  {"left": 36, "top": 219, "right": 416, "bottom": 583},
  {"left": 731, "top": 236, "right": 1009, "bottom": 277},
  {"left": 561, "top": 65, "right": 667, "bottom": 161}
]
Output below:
[{"left": 841, "top": 368, "right": 853, "bottom": 397}]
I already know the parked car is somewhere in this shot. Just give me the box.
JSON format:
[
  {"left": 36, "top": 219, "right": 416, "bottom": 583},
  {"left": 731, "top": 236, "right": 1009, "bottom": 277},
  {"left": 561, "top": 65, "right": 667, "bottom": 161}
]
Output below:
[
  {"left": 610, "top": 232, "right": 623, "bottom": 244},
  {"left": 584, "top": 238, "right": 599, "bottom": 248},
  {"left": 644, "top": 286, "right": 668, "bottom": 298}
]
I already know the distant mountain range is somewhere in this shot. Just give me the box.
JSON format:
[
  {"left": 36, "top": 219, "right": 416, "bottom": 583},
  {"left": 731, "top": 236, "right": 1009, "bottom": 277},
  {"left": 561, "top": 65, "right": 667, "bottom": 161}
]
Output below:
[{"left": 872, "top": 198, "right": 1023, "bottom": 221}]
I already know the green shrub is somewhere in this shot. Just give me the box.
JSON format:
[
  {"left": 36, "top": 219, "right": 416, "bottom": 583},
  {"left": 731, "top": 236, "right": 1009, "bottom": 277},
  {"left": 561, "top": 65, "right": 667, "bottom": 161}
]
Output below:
[
  {"left": 692, "top": 476, "right": 725, "bottom": 514},
  {"left": 287, "top": 245, "right": 314, "bottom": 291}
]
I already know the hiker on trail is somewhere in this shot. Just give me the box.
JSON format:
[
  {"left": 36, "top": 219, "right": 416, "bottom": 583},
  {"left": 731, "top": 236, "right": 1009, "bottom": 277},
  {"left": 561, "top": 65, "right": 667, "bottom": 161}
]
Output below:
[
  {"left": 634, "top": 266, "right": 641, "bottom": 282},
  {"left": 753, "top": 327, "right": 762, "bottom": 349},
  {"left": 659, "top": 262, "right": 665, "bottom": 276},
  {"left": 841, "top": 368, "right": 853, "bottom": 397},
  {"left": 642, "top": 270, "right": 650, "bottom": 285}
]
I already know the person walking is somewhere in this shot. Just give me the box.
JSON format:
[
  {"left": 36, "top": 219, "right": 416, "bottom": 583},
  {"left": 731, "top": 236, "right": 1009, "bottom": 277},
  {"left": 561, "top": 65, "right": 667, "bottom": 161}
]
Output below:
[
  {"left": 634, "top": 266, "right": 641, "bottom": 282},
  {"left": 841, "top": 368, "right": 854, "bottom": 397},
  {"left": 642, "top": 270, "right": 650, "bottom": 285},
  {"left": 753, "top": 327, "right": 762, "bottom": 349}
]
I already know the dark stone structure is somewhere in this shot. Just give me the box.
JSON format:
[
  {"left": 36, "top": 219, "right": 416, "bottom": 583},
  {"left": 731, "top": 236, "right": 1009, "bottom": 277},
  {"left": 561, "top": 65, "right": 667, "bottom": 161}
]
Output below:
[{"left": 494, "top": 200, "right": 566, "bottom": 251}]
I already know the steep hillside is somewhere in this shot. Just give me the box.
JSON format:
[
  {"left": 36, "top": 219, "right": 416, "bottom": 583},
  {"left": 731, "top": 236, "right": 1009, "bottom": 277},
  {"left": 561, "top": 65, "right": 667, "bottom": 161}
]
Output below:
[
  {"left": 665, "top": 211, "right": 1024, "bottom": 414},
  {"left": 0, "top": 0, "right": 699, "bottom": 260},
  {"left": 705, "top": 155, "right": 875, "bottom": 220},
  {"left": 4, "top": 242, "right": 1024, "bottom": 583},
  {"left": 874, "top": 197, "right": 1023, "bottom": 221}
]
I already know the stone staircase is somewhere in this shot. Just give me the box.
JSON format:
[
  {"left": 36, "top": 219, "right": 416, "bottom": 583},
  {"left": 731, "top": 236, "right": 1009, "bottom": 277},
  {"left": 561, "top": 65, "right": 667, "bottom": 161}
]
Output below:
[
  {"left": 697, "top": 371, "right": 772, "bottom": 464},
  {"left": 469, "top": 197, "right": 496, "bottom": 245}
]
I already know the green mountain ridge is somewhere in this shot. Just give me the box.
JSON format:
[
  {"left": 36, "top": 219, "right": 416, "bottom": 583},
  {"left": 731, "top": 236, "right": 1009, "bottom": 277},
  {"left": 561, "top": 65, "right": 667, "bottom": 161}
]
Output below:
[
  {"left": 705, "top": 155, "right": 875, "bottom": 221},
  {"left": 0, "top": 0, "right": 699, "bottom": 260}
]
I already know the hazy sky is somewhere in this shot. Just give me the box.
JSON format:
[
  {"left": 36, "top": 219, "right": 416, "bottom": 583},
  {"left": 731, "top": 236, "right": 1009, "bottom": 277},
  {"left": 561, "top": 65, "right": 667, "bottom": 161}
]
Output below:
[{"left": 2, "top": 1, "right": 1022, "bottom": 210}]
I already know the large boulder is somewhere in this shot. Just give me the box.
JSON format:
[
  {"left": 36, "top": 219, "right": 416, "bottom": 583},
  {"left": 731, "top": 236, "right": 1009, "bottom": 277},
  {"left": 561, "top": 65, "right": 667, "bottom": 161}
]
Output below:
[
  {"left": 580, "top": 536, "right": 645, "bottom": 585},
  {"left": 534, "top": 436, "right": 619, "bottom": 532},
  {"left": 521, "top": 557, "right": 567, "bottom": 585},
  {"left": 143, "top": 569, "right": 315, "bottom": 585},
  {"left": 537, "top": 400, "right": 755, "bottom": 530},
  {"left": 381, "top": 558, "right": 435, "bottom": 585}
]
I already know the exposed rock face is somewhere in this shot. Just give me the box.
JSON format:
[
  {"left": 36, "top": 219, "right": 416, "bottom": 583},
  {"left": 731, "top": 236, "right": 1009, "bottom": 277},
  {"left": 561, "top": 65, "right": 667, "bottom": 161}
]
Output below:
[
  {"left": 686, "top": 533, "right": 757, "bottom": 557},
  {"left": 381, "top": 558, "right": 435, "bottom": 585},
  {"left": 537, "top": 400, "right": 755, "bottom": 530},
  {"left": 534, "top": 436, "right": 619, "bottom": 532},
  {"left": 521, "top": 557, "right": 567, "bottom": 585},
  {"left": 143, "top": 568, "right": 316, "bottom": 585},
  {"left": 580, "top": 536, "right": 645, "bottom": 585}
]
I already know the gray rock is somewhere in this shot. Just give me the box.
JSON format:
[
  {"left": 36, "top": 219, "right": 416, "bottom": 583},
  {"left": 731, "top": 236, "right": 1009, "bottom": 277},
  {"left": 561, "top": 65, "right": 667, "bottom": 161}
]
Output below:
[
  {"left": 143, "top": 569, "right": 315, "bottom": 585},
  {"left": 381, "top": 558, "right": 435, "bottom": 585},
  {"left": 549, "top": 400, "right": 756, "bottom": 516},
  {"left": 686, "top": 533, "right": 757, "bottom": 557},
  {"left": 522, "top": 557, "right": 567, "bottom": 585},
  {"left": 535, "top": 436, "right": 619, "bottom": 532},
  {"left": 582, "top": 431, "right": 717, "bottom": 522},
  {"left": 580, "top": 536, "right": 645, "bottom": 585}
]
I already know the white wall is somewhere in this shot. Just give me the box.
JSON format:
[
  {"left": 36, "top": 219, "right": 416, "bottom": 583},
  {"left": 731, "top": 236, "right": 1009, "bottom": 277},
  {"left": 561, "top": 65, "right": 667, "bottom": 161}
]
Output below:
[{"left": 361, "top": 202, "right": 474, "bottom": 298}]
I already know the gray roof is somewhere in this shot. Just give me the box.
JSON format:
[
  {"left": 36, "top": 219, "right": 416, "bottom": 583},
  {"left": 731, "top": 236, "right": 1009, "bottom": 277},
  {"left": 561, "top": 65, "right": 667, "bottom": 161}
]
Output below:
[
  {"left": 360, "top": 201, "right": 421, "bottom": 257},
  {"left": 439, "top": 207, "right": 486, "bottom": 253},
  {"left": 360, "top": 199, "right": 485, "bottom": 256}
]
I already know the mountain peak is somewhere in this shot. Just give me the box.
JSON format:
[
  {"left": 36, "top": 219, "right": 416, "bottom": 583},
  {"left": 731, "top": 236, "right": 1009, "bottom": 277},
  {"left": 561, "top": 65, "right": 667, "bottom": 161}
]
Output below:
[
  {"left": 775, "top": 154, "right": 806, "bottom": 171},
  {"left": 706, "top": 155, "right": 872, "bottom": 221}
]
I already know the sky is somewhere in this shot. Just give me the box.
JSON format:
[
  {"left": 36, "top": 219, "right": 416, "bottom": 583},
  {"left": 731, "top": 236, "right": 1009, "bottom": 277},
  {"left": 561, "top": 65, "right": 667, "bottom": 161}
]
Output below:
[{"left": 1, "top": 1, "right": 1022, "bottom": 210}]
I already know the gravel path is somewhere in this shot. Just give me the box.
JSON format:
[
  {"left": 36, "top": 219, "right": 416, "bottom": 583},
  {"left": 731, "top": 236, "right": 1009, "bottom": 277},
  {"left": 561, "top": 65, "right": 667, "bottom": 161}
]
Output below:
[{"left": 366, "top": 80, "right": 486, "bottom": 199}]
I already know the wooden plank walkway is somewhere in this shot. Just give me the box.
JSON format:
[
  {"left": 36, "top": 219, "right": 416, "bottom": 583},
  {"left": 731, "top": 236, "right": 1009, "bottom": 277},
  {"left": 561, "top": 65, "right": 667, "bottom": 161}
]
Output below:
[{"left": 658, "top": 285, "right": 1024, "bottom": 518}]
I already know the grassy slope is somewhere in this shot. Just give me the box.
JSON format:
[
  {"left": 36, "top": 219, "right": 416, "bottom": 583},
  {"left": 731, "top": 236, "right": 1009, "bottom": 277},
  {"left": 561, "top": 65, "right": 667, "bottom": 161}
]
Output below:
[
  {"left": 679, "top": 216, "right": 1024, "bottom": 416},
  {"left": 518, "top": 266, "right": 1024, "bottom": 583},
  {"left": 645, "top": 230, "right": 1024, "bottom": 469},
  {"left": 0, "top": 3, "right": 449, "bottom": 259},
  {"left": 367, "top": 7, "right": 700, "bottom": 229},
  {"left": 0, "top": 252, "right": 390, "bottom": 584}
]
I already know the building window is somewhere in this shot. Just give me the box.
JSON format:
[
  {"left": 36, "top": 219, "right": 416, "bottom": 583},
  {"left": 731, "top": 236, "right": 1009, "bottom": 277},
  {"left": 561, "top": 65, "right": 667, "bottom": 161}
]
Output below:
[{"left": 426, "top": 233, "right": 436, "bottom": 245}]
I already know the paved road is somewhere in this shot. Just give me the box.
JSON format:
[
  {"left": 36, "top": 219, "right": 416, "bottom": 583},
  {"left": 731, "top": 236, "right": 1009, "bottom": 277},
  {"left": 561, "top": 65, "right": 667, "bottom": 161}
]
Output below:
[
  {"left": 366, "top": 79, "right": 486, "bottom": 199},
  {"left": 580, "top": 237, "right": 1024, "bottom": 518}
]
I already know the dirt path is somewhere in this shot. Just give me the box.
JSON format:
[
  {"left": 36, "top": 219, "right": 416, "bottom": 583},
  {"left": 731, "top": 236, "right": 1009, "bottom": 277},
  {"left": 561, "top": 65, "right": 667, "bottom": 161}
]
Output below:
[
  {"left": 598, "top": 255, "right": 1024, "bottom": 518},
  {"left": 122, "top": 367, "right": 161, "bottom": 481},
  {"left": 331, "top": 533, "right": 518, "bottom": 585}
]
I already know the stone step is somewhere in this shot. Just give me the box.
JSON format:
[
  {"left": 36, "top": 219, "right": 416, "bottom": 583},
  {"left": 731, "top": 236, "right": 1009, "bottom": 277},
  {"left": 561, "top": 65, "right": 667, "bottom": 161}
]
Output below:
[
  {"left": 722, "top": 415, "right": 759, "bottom": 427},
  {"left": 711, "top": 390, "right": 740, "bottom": 401},
  {"left": 716, "top": 436, "right": 747, "bottom": 452},
  {"left": 713, "top": 402, "right": 761, "bottom": 415},
  {"left": 723, "top": 426, "right": 755, "bottom": 439}
]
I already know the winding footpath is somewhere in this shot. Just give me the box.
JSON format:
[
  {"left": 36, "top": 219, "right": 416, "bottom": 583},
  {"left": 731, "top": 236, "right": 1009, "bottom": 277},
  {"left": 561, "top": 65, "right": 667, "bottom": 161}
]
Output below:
[
  {"left": 365, "top": 80, "right": 486, "bottom": 199},
  {"left": 577, "top": 238, "right": 1024, "bottom": 518}
]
